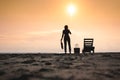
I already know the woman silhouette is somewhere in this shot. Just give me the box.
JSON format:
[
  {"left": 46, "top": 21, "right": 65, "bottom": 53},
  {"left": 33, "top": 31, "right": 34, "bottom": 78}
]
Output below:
[{"left": 61, "top": 25, "right": 71, "bottom": 54}]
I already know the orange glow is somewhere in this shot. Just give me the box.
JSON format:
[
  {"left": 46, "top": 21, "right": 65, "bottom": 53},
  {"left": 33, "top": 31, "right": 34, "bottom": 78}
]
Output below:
[{"left": 0, "top": 0, "right": 120, "bottom": 53}]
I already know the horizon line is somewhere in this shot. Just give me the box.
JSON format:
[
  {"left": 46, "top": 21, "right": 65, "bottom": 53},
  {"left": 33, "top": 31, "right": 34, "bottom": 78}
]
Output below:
[{"left": 0, "top": 52, "right": 120, "bottom": 54}]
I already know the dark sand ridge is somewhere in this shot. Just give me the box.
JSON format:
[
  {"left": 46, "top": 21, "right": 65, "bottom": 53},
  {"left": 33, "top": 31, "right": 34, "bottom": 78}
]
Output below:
[{"left": 0, "top": 53, "right": 120, "bottom": 80}]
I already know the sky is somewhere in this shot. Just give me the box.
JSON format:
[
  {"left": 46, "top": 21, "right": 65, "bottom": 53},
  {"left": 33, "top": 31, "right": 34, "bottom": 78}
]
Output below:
[{"left": 0, "top": 0, "right": 120, "bottom": 53}]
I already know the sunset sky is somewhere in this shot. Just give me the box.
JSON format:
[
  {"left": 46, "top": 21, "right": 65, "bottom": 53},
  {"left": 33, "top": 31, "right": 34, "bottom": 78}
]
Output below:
[{"left": 0, "top": 0, "right": 120, "bottom": 53}]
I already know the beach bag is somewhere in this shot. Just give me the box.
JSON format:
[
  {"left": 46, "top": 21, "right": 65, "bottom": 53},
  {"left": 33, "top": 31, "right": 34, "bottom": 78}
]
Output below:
[{"left": 61, "top": 41, "right": 63, "bottom": 49}]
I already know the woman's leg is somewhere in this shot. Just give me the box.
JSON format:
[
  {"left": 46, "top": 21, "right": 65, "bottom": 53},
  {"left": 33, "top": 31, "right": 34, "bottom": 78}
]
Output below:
[
  {"left": 64, "top": 39, "right": 67, "bottom": 53},
  {"left": 68, "top": 39, "right": 71, "bottom": 53}
]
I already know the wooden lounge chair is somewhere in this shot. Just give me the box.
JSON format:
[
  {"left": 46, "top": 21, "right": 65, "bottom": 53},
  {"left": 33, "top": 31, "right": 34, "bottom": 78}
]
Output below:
[{"left": 82, "top": 38, "right": 95, "bottom": 54}]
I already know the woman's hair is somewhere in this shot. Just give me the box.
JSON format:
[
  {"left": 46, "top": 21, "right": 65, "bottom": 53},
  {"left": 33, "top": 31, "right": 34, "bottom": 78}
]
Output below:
[{"left": 64, "top": 25, "right": 68, "bottom": 30}]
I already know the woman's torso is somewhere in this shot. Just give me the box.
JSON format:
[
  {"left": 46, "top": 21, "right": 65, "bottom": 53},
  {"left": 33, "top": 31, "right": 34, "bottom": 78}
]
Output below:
[{"left": 63, "top": 29, "right": 70, "bottom": 39}]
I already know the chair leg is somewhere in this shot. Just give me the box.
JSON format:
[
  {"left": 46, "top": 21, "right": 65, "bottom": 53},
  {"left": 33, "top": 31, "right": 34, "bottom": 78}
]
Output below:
[{"left": 82, "top": 50, "right": 85, "bottom": 55}]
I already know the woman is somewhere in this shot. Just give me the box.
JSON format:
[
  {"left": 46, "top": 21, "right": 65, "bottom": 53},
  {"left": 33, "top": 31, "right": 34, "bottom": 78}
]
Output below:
[{"left": 61, "top": 25, "right": 71, "bottom": 54}]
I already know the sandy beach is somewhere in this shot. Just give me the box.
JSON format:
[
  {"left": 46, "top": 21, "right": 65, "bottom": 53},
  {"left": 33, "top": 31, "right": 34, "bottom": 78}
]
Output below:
[{"left": 0, "top": 53, "right": 120, "bottom": 80}]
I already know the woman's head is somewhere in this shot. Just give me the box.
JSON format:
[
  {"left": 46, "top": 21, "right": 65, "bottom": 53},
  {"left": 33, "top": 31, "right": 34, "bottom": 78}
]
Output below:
[{"left": 64, "top": 25, "right": 68, "bottom": 30}]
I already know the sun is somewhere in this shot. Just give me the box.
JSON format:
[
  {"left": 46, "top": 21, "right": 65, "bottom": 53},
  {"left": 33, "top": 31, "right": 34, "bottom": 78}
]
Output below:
[{"left": 67, "top": 4, "right": 76, "bottom": 16}]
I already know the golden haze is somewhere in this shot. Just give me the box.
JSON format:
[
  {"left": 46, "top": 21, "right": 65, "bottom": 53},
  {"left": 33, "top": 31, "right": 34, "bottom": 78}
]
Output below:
[{"left": 0, "top": 0, "right": 120, "bottom": 53}]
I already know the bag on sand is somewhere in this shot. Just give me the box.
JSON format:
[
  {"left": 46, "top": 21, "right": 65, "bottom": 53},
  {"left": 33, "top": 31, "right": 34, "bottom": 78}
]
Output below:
[{"left": 61, "top": 41, "right": 63, "bottom": 49}]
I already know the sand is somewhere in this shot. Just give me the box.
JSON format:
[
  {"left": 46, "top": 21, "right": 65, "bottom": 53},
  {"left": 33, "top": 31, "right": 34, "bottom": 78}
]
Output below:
[{"left": 0, "top": 53, "right": 120, "bottom": 80}]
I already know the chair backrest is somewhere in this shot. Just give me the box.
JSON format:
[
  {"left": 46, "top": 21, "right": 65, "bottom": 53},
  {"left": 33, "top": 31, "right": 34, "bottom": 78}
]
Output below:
[{"left": 84, "top": 38, "right": 94, "bottom": 47}]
